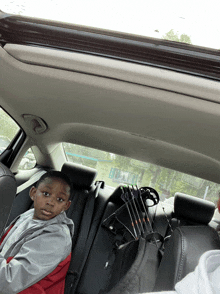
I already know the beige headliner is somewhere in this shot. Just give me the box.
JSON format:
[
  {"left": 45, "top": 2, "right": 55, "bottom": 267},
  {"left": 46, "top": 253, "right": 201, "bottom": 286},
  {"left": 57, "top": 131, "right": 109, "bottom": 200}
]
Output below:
[{"left": 1, "top": 44, "right": 220, "bottom": 183}]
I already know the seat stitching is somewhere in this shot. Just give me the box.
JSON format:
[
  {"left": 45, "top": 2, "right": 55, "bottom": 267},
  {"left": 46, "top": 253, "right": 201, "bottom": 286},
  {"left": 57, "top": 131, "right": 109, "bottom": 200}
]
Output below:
[{"left": 176, "top": 228, "right": 185, "bottom": 283}]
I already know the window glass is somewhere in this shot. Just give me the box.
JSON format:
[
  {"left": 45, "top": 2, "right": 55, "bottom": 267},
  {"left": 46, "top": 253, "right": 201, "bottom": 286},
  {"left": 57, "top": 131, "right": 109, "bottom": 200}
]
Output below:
[
  {"left": 0, "top": 107, "right": 20, "bottom": 155},
  {"left": 18, "top": 148, "right": 37, "bottom": 170},
  {"left": 63, "top": 142, "right": 220, "bottom": 204},
  {"left": 1, "top": 0, "right": 220, "bottom": 50}
]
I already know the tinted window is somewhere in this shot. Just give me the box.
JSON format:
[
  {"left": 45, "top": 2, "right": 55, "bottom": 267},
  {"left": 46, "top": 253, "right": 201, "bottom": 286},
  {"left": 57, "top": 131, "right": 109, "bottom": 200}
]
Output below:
[
  {"left": 0, "top": 108, "right": 20, "bottom": 155},
  {"left": 18, "top": 148, "right": 37, "bottom": 170},
  {"left": 63, "top": 142, "right": 220, "bottom": 204}
]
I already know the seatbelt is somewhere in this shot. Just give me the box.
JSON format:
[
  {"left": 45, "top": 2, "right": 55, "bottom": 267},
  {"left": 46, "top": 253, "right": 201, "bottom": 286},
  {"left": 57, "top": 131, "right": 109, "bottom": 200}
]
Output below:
[
  {"left": 16, "top": 170, "right": 47, "bottom": 194},
  {"left": 65, "top": 181, "right": 102, "bottom": 294},
  {"left": 150, "top": 202, "right": 174, "bottom": 258}
]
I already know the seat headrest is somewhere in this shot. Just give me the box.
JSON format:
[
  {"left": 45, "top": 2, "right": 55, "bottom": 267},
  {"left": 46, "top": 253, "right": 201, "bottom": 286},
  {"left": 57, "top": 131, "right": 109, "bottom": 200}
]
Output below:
[
  {"left": 108, "top": 185, "right": 125, "bottom": 206},
  {"left": 174, "top": 193, "right": 215, "bottom": 225},
  {"left": 0, "top": 163, "right": 16, "bottom": 192},
  {"left": 61, "top": 162, "right": 97, "bottom": 190},
  {"left": 0, "top": 162, "right": 17, "bottom": 234}
]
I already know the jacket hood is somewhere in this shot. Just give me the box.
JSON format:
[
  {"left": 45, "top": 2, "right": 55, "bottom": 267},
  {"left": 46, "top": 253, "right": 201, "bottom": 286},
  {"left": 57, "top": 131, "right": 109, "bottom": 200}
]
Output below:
[{"left": 11, "top": 208, "right": 74, "bottom": 237}]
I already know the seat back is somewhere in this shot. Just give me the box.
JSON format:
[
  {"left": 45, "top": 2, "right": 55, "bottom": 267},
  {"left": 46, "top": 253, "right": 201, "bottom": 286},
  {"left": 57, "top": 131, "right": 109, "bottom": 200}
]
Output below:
[
  {"left": 63, "top": 163, "right": 115, "bottom": 294},
  {"left": 61, "top": 162, "right": 98, "bottom": 248},
  {"left": 153, "top": 193, "right": 219, "bottom": 291},
  {"left": 74, "top": 185, "right": 161, "bottom": 294},
  {"left": 73, "top": 185, "right": 126, "bottom": 294},
  {"left": 0, "top": 162, "right": 17, "bottom": 236},
  {"left": 154, "top": 225, "right": 220, "bottom": 291}
]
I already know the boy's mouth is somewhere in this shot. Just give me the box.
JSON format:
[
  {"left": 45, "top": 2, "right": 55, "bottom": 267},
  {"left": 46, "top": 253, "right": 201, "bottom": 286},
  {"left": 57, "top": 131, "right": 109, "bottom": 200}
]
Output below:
[{"left": 41, "top": 209, "right": 53, "bottom": 216}]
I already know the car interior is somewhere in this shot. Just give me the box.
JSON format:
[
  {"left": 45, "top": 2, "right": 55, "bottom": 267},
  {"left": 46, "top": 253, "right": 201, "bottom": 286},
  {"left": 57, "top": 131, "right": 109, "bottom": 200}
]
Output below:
[{"left": 1, "top": 4, "right": 220, "bottom": 294}]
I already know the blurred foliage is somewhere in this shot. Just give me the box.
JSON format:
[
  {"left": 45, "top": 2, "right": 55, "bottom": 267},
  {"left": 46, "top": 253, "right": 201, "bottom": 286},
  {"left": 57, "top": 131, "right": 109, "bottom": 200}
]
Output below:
[{"left": 163, "top": 29, "right": 192, "bottom": 44}]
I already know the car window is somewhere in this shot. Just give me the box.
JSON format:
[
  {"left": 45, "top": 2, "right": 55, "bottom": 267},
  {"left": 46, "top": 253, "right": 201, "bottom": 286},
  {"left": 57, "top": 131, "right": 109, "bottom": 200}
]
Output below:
[
  {"left": 63, "top": 142, "right": 220, "bottom": 204},
  {"left": 0, "top": 107, "right": 20, "bottom": 155},
  {"left": 18, "top": 148, "right": 37, "bottom": 170},
  {"left": 1, "top": 0, "right": 220, "bottom": 50}
]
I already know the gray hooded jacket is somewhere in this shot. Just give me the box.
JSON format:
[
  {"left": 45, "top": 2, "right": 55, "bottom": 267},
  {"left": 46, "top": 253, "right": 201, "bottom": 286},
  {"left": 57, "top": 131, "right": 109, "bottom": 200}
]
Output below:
[{"left": 0, "top": 208, "right": 74, "bottom": 294}]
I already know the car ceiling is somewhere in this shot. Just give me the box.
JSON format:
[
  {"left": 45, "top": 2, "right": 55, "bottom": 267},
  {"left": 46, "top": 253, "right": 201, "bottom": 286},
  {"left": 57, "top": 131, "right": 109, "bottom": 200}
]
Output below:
[{"left": 1, "top": 43, "right": 220, "bottom": 183}]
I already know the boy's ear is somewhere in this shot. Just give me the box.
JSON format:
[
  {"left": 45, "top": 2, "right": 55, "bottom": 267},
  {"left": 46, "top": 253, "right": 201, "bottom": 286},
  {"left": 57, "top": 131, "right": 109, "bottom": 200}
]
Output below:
[
  {"left": 64, "top": 200, "right": 71, "bottom": 211},
  {"left": 29, "top": 186, "right": 37, "bottom": 201}
]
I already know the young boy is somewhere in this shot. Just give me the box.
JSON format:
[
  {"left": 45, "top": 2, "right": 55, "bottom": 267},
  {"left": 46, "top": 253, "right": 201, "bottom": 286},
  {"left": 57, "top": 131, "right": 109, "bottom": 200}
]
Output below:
[{"left": 0, "top": 171, "right": 74, "bottom": 293}]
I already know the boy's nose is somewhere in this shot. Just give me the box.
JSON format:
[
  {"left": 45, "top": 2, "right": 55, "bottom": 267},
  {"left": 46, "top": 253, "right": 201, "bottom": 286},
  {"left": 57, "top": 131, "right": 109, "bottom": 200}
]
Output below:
[{"left": 46, "top": 197, "right": 55, "bottom": 206}]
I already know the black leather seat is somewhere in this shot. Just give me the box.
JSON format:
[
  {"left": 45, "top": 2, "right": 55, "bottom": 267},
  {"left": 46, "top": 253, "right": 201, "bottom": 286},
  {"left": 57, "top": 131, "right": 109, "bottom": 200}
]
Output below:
[
  {"left": 0, "top": 162, "right": 17, "bottom": 236},
  {"left": 172, "top": 192, "right": 215, "bottom": 226},
  {"left": 153, "top": 193, "right": 220, "bottom": 292},
  {"left": 61, "top": 162, "right": 98, "bottom": 248}
]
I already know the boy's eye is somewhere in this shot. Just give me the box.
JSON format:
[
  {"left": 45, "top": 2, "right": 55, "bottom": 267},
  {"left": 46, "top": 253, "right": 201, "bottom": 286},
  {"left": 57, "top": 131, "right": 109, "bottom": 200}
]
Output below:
[
  {"left": 57, "top": 198, "right": 64, "bottom": 202},
  {"left": 43, "top": 192, "right": 50, "bottom": 197}
]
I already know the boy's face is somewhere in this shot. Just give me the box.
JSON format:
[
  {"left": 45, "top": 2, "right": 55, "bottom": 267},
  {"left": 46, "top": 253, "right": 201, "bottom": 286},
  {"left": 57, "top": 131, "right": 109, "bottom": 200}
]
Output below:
[{"left": 29, "top": 177, "right": 71, "bottom": 220}]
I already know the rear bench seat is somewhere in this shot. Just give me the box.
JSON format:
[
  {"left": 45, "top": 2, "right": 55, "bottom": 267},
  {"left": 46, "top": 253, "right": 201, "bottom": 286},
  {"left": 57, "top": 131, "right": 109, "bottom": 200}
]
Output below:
[
  {"left": 12, "top": 168, "right": 219, "bottom": 294},
  {"left": 10, "top": 168, "right": 220, "bottom": 294}
]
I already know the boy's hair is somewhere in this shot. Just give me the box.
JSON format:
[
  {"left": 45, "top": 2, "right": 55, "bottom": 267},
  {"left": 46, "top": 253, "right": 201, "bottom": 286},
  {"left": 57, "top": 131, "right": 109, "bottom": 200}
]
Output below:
[{"left": 35, "top": 171, "right": 73, "bottom": 200}]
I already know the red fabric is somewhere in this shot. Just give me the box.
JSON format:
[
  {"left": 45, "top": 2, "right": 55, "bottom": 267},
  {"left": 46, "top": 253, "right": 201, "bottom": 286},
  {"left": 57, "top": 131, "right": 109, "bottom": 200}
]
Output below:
[
  {"left": 0, "top": 224, "right": 14, "bottom": 246},
  {"left": 18, "top": 253, "right": 71, "bottom": 294},
  {"left": 6, "top": 256, "right": 14, "bottom": 263},
  {"left": 1, "top": 225, "right": 15, "bottom": 265},
  {"left": 217, "top": 198, "right": 220, "bottom": 213},
  {"left": 0, "top": 228, "right": 15, "bottom": 264}
]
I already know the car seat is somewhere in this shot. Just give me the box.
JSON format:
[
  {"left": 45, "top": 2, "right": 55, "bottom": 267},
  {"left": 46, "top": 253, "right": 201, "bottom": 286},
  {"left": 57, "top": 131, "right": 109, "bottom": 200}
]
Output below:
[
  {"left": 0, "top": 162, "right": 17, "bottom": 236},
  {"left": 153, "top": 193, "right": 220, "bottom": 292}
]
